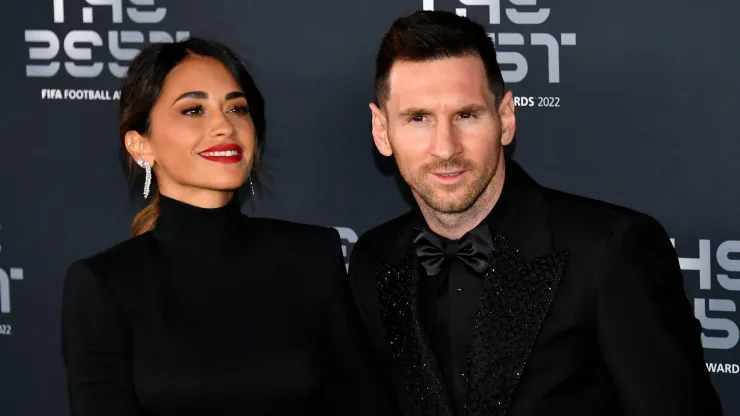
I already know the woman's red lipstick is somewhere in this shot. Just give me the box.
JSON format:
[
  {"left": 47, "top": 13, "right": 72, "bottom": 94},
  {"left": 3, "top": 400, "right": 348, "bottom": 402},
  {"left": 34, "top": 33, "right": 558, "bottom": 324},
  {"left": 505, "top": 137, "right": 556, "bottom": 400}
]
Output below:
[{"left": 198, "top": 144, "right": 243, "bottom": 164}]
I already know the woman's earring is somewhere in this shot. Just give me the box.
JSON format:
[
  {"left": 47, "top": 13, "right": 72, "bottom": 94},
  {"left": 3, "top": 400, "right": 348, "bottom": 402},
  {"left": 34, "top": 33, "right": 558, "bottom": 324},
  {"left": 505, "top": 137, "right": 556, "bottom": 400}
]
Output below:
[
  {"left": 137, "top": 159, "right": 152, "bottom": 199},
  {"left": 248, "top": 176, "right": 255, "bottom": 195}
]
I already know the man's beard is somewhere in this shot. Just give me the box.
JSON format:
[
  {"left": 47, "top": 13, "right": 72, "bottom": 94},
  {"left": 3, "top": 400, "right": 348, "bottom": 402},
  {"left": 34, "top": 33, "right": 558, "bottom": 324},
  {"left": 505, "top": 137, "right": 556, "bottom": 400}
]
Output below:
[{"left": 400, "top": 157, "right": 495, "bottom": 215}]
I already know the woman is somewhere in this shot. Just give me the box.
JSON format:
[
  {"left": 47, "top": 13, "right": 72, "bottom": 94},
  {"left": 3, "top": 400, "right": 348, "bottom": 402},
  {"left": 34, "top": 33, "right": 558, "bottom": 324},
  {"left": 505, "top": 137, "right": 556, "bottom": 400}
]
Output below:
[{"left": 61, "top": 38, "right": 373, "bottom": 415}]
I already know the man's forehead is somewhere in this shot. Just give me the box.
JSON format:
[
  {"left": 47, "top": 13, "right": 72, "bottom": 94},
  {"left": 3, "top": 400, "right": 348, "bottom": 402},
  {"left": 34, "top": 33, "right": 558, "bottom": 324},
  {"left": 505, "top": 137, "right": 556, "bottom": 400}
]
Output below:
[{"left": 385, "top": 56, "right": 492, "bottom": 110}]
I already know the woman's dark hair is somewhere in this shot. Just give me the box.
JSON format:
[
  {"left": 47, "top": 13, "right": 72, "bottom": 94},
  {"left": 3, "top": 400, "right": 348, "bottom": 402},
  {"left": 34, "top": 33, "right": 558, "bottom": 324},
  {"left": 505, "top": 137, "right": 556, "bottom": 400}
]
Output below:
[{"left": 119, "top": 37, "right": 265, "bottom": 237}]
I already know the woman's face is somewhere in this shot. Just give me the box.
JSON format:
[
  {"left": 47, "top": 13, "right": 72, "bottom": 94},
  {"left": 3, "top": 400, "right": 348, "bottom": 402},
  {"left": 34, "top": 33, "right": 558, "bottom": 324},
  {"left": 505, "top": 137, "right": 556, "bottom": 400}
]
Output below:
[{"left": 127, "top": 54, "right": 256, "bottom": 207}]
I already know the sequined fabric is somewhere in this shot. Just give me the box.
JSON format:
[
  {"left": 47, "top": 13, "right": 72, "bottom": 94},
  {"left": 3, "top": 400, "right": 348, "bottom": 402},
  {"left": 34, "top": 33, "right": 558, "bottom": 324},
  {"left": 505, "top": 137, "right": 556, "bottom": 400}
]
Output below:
[
  {"left": 377, "top": 249, "right": 454, "bottom": 416},
  {"left": 464, "top": 231, "right": 569, "bottom": 416},
  {"left": 377, "top": 230, "right": 568, "bottom": 416}
]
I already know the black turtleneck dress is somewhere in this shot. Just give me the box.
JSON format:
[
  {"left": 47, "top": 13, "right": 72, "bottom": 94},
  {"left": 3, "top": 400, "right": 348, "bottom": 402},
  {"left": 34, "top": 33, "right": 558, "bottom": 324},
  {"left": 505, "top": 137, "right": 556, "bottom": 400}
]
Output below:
[{"left": 61, "top": 195, "right": 373, "bottom": 415}]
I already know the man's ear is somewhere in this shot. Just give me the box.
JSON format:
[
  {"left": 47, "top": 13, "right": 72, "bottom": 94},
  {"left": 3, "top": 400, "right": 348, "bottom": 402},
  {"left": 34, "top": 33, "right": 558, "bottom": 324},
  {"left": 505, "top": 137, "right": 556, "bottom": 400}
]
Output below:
[
  {"left": 498, "top": 91, "right": 516, "bottom": 146},
  {"left": 369, "top": 102, "right": 392, "bottom": 157}
]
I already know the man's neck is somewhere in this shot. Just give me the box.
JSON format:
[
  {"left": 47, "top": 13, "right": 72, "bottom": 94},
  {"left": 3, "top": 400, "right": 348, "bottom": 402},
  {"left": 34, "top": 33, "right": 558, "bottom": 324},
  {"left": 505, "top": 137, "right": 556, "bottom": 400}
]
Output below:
[{"left": 419, "top": 160, "right": 506, "bottom": 240}]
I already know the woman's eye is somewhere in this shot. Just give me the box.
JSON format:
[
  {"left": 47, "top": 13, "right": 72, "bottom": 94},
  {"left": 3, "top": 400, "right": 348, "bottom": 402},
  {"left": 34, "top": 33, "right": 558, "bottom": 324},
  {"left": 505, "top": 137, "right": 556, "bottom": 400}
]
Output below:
[
  {"left": 181, "top": 105, "right": 203, "bottom": 116},
  {"left": 230, "top": 105, "right": 250, "bottom": 114}
]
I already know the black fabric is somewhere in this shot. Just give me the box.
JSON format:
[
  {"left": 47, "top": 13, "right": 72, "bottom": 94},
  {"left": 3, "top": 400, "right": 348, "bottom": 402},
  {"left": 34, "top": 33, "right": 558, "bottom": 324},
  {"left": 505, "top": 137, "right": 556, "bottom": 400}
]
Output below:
[{"left": 61, "top": 194, "right": 379, "bottom": 415}]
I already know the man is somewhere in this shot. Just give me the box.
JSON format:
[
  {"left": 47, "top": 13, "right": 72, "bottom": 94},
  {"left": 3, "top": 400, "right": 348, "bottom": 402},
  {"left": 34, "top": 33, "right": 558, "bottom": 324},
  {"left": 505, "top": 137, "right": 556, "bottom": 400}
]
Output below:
[{"left": 348, "top": 10, "right": 722, "bottom": 416}]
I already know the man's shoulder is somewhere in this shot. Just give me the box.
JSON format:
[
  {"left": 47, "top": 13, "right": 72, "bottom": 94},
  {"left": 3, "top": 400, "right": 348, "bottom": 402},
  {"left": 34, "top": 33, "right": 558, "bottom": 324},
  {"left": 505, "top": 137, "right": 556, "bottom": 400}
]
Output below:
[
  {"left": 350, "top": 210, "right": 417, "bottom": 266},
  {"left": 542, "top": 186, "right": 668, "bottom": 244},
  {"left": 545, "top": 186, "right": 641, "bottom": 218},
  {"left": 508, "top": 159, "right": 665, "bottom": 240}
]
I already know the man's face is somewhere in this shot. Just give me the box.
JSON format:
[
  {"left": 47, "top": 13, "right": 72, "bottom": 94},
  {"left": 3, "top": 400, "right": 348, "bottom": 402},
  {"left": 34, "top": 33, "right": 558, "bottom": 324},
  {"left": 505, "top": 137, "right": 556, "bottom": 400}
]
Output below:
[{"left": 370, "top": 55, "right": 515, "bottom": 214}]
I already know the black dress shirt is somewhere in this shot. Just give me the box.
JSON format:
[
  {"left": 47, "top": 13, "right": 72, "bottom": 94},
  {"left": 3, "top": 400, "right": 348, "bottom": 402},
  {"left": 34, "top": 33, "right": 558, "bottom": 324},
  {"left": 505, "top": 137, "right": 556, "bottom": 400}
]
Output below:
[
  {"left": 418, "top": 253, "right": 485, "bottom": 415},
  {"left": 416, "top": 184, "right": 511, "bottom": 415}
]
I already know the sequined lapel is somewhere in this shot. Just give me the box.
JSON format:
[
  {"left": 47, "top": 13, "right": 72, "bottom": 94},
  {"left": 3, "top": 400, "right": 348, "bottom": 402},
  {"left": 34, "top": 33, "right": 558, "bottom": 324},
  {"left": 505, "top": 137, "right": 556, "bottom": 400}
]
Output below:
[
  {"left": 377, "top": 246, "right": 454, "bottom": 416},
  {"left": 463, "top": 230, "right": 569, "bottom": 416}
]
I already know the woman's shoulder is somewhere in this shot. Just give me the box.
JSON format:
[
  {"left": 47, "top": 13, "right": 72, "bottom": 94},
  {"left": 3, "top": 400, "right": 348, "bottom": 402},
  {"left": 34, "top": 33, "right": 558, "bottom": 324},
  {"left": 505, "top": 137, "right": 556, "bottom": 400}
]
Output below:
[
  {"left": 64, "top": 232, "right": 154, "bottom": 289},
  {"left": 245, "top": 217, "right": 344, "bottom": 264},
  {"left": 245, "top": 218, "right": 345, "bottom": 290},
  {"left": 247, "top": 217, "right": 340, "bottom": 245}
]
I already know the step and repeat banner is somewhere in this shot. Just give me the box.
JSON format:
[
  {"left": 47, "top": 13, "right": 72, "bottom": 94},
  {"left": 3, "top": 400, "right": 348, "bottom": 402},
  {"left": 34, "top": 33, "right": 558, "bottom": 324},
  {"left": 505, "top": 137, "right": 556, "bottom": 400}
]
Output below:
[{"left": 1, "top": 0, "right": 738, "bottom": 414}]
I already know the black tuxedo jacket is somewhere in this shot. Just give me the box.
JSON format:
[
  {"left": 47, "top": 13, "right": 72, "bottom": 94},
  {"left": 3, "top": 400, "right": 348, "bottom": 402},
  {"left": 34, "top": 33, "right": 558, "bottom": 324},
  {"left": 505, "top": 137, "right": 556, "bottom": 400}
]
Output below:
[{"left": 347, "top": 159, "right": 722, "bottom": 416}]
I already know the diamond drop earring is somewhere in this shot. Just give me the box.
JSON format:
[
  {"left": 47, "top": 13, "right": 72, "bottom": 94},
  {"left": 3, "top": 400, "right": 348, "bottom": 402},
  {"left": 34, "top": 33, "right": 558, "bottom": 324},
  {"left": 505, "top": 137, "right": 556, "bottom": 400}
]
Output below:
[
  {"left": 137, "top": 159, "right": 152, "bottom": 199},
  {"left": 248, "top": 176, "right": 255, "bottom": 195}
]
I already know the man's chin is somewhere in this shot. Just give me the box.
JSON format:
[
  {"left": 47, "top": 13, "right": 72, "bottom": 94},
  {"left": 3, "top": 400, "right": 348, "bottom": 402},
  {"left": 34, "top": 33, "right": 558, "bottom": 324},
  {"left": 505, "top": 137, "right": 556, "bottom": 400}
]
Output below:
[{"left": 421, "top": 194, "right": 476, "bottom": 214}]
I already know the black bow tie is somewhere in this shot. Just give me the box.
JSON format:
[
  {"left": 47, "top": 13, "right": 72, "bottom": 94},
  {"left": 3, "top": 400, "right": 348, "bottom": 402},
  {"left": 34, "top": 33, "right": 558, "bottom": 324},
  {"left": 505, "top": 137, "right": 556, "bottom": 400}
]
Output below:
[{"left": 412, "top": 224, "right": 494, "bottom": 276}]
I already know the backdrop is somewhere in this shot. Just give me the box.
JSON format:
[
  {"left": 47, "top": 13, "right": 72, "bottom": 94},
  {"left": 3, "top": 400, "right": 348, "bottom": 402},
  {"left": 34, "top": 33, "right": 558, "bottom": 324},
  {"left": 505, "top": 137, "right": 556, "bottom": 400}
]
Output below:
[{"left": 1, "top": 0, "right": 738, "bottom": 414}]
